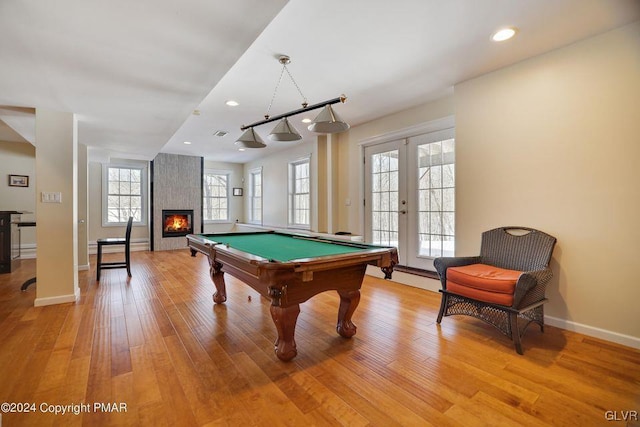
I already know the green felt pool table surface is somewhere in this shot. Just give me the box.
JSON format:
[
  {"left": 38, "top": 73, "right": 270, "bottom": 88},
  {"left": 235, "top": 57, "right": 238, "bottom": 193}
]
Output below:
[{"left": 195, "top": 231, "right": 375, "bottom": 262}]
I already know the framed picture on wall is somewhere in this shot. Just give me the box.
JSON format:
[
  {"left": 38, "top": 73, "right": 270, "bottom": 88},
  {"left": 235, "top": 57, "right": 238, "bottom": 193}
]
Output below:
[
  {"left": 232, "top": 188, "right": 243, "bottom": 196},
  {"left": 8, "top": 175, "right": 29, "bottom": 187}
]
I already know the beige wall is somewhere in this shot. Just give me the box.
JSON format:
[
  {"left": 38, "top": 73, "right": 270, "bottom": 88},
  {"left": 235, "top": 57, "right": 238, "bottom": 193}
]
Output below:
[
  {"left": 331, "top": 22, "right": 639, "bottom": 346},
  {"left": 77, "top": 143, "right": 89, "bottom": 269},
  {"left": 454, "top": 22, "right": 640, "bottom": 342},
  {"left": 315, "top": 134, "right": 340, "bottom": 233},
  {"left": 0, "top": 141, "right": 36, "bottom": 247},
  {"left": 5, "top": 21, "right": 636, "bottom": 345},
  {"left": 35, "top": 109, "right": 78, "bottom": 305}
]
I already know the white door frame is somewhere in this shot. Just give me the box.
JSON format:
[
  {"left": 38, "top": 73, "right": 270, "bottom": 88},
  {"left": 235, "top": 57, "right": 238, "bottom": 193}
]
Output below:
[{"left": 359, "top": 116, "right": 455, "bottom": 270}]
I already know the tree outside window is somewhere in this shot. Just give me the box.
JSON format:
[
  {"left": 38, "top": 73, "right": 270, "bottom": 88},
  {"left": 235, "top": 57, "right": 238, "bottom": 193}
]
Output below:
[
  {"left": 203, "top": 172, "right": 229, "bottom": 221},
  {"left": 288, "top": 157, "right": 310, "bottom": 227},
  {"left": 105, "top": 166, "right": 145, "bottom": 224},
  {"left": 249, "top": 168, "right": 262, "bottom": 224}
]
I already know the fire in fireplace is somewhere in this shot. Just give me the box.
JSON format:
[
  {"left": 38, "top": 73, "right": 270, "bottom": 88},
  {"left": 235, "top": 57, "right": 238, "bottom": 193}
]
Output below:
[{"left": 162, "top": 209, "right": 193, "bottom": 238}]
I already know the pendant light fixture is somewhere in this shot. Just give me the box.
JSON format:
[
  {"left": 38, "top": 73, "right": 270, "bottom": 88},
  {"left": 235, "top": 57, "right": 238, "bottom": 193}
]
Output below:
[
  {"left": 307, "top": 104, "right": 350, "bottom": 133},
  {"left": 235, "top": 127, "right": 266, "bottom": 148},
  {"left": 236, "top": 55, "right": 349, "bottom": 148},
  {"left": 269, "top": 117, "right": 302, "bottom": 141}
]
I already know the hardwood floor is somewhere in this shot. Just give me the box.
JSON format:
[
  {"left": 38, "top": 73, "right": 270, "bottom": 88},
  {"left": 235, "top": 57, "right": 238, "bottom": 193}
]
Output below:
[{"left": 0, "top": 250, "right": 638, "bottom": 426}]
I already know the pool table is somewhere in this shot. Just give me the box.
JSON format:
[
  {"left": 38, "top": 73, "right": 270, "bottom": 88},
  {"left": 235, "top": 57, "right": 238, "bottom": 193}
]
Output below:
[{"left": 186, "top": 231, "right": 398, "bottom": 361}]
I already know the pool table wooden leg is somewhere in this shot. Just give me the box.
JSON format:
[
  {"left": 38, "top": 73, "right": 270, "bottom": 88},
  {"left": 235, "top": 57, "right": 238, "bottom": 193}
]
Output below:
[
  {"left": 208, "top": 259, "right": 227, "bottom": 304},
  {"left": 336, "top": 289, "right": 360, "bottom": 338},
  {"left": 270, "top": 304, "right": 300, "bottom": 362}
]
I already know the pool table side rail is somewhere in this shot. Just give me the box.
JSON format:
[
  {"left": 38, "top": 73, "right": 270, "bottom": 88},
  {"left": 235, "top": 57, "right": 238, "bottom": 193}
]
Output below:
[
  {"left": 187, "top": 233, "right": 397, "bottom": 262},
  {"left": 191, "top": 231, "right": 394, "bottom": 251},
  {"left": 187, "top": 234, "right": 267, "bottom": 265},
  {"left": 186, "top": 234, "right": 398, "bottom": 274}
]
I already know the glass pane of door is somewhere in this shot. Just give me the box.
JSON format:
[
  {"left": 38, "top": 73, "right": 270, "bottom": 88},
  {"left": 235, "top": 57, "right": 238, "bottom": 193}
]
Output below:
[
  {"left": 370, "top": 150, "right": 399, "bottom": 247},
  {"left": 416, "top": 137, "right": 455, "bottom": 259}
]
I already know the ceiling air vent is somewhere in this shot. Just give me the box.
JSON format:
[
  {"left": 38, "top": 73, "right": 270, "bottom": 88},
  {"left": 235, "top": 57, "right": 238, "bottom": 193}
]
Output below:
[{"left": 213, "top": 130, "right": 228, "bottom": 137}]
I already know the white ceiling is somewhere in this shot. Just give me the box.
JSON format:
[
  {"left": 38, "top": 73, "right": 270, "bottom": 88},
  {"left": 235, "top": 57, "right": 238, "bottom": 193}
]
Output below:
[{"left": 1, "top": 0, "right": 638, "bottom": 163}]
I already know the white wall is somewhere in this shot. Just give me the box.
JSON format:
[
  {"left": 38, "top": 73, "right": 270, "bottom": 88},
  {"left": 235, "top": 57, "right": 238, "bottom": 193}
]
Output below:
[
  {"left": 454, "top": 22, "right": 640, "bottom": 345},
  {"left": 243, "top": 140, "right": 316, "bottom": 229},
  {"left": 203, "top": 160, "right": 244, "bottom": 231},
  {"left": 87, "top": 159, "right": 150, "bottom": 246},
  {"left": 86, "top": 157, "right": 246, "bottom": 242}
]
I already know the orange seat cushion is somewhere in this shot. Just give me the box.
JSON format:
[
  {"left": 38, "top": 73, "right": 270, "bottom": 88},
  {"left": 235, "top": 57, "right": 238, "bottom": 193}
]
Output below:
[{"left": 446, "top": 263, "right": 522, "bottom": 306}]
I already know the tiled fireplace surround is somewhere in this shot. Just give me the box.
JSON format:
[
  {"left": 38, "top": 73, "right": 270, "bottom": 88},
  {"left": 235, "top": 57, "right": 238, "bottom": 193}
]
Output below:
[{"left": 152, "top": 153, "right": 202, "bottom": 251}]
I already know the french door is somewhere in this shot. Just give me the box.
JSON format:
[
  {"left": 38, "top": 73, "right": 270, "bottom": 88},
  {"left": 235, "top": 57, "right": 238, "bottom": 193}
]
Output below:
[{"left": 364, "top": 128, "right": 455, "bottom": 271}]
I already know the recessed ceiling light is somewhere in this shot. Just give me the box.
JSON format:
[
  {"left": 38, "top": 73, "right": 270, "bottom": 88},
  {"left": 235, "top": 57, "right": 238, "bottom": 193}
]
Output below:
[
  {"left": 301, "top": 118, "right": 312, "bottom": 123},
  {"left": 226, "top": 100, "right": 239, "bottom": 107},
  {"left": 192, "top": 109, "right": 201, "bottom": 116},
  {"left": 238, "top": 148, "right": 246, "bottom": 152},
  {"left": 183, "top": 141, "right": 192, "bottom": 145},
  {"left": 491, "top": 27, "right": 518, "bottom": 42}
]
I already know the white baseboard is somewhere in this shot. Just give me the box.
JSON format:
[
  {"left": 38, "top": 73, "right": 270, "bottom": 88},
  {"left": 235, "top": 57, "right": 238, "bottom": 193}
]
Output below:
[
  {"left": 370, "top": 266, "right": 640, "bottom": 350},
  {"left": 22, "top": 240, "right": 149, "bottom": 258},
  {"left": 34, "top": 288, "right": 80, "bottom": 307},
  {"left": 19, "top": 243, "right": 37, "bottom": 259},
  {"left": 77, "top": 264, "right": 90, "bottom": 271},
  {"left": 366, "top": 265, "right": 441, "bottom": 292},
  {"left": 545, "top": 316, "right": 640, "bottom": 350},
  {"left": 88, "top": 239, "right": 149, "bottom": 255}
]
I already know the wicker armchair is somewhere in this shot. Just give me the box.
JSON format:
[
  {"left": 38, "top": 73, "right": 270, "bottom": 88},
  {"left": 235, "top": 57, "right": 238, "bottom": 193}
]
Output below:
[{"left": 434, "top": 226, "right": 556, "bottom": 354}]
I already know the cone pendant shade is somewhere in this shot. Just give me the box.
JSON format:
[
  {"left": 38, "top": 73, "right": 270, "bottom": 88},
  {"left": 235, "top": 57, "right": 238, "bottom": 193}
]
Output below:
[
  {"left": 235, "top": 128, "right": 266, "bottom": 148},
  {"left": 269, "top": 117, "right": 302, "bottom": 141},
  {"left": 308, "top": 104, "right": 350, "bottom": 133}
]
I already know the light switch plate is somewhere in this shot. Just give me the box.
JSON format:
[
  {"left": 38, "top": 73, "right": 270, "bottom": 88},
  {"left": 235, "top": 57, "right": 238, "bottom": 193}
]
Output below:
[{"left": 42, "top": 191, "right": 62, "bottom": 203}]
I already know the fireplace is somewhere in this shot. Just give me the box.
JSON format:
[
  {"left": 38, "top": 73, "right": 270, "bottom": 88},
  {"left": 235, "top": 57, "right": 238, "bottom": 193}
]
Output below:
[{"left": 162, "top": 209, "right": 193, "bottom": 238}]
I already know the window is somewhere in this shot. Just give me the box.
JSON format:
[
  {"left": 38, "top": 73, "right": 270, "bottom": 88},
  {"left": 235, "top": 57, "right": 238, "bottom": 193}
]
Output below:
[
  {"left": 417, "top": 138, "right": 455, "bottom": 257},
  {"left": 102, "top": 164, "right": 147, "bottom": 225},
  {"left": 203, "top": 171, "right": 229, "bottom": 222},
  {"left": 249, "top": 167, "right": 262, "bottom": 224},
  {"left": 288, "top": 156, "right": 311, "bottom": 228}
]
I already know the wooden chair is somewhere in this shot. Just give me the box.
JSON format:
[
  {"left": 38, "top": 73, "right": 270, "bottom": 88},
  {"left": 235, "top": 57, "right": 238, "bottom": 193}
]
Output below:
[
  {"left": 434, "top": 226, "right": 556, "bottom": 354},
  {"left": 96, "top": 216, "right": 133, "bottom": 281}
]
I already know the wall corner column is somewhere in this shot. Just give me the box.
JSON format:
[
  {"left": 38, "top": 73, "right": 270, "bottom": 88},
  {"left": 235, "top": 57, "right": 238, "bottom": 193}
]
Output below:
[{"left": 34, "top": 109, "right": 79, "bottom": 306}]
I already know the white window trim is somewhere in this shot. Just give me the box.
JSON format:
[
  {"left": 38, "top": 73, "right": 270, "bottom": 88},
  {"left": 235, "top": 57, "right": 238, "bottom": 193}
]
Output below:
[
  {"left": 101, "top": 162, "right": 148, "bottom": 227},
  {"left": 203, "top": 169, "right": 231, "bottom": 224},
  {"left": 288, "top": 155, "right": 312, "bottom": 230},
  {"left": 248, "top": 167, "right": 263, "bottom": 225}
]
